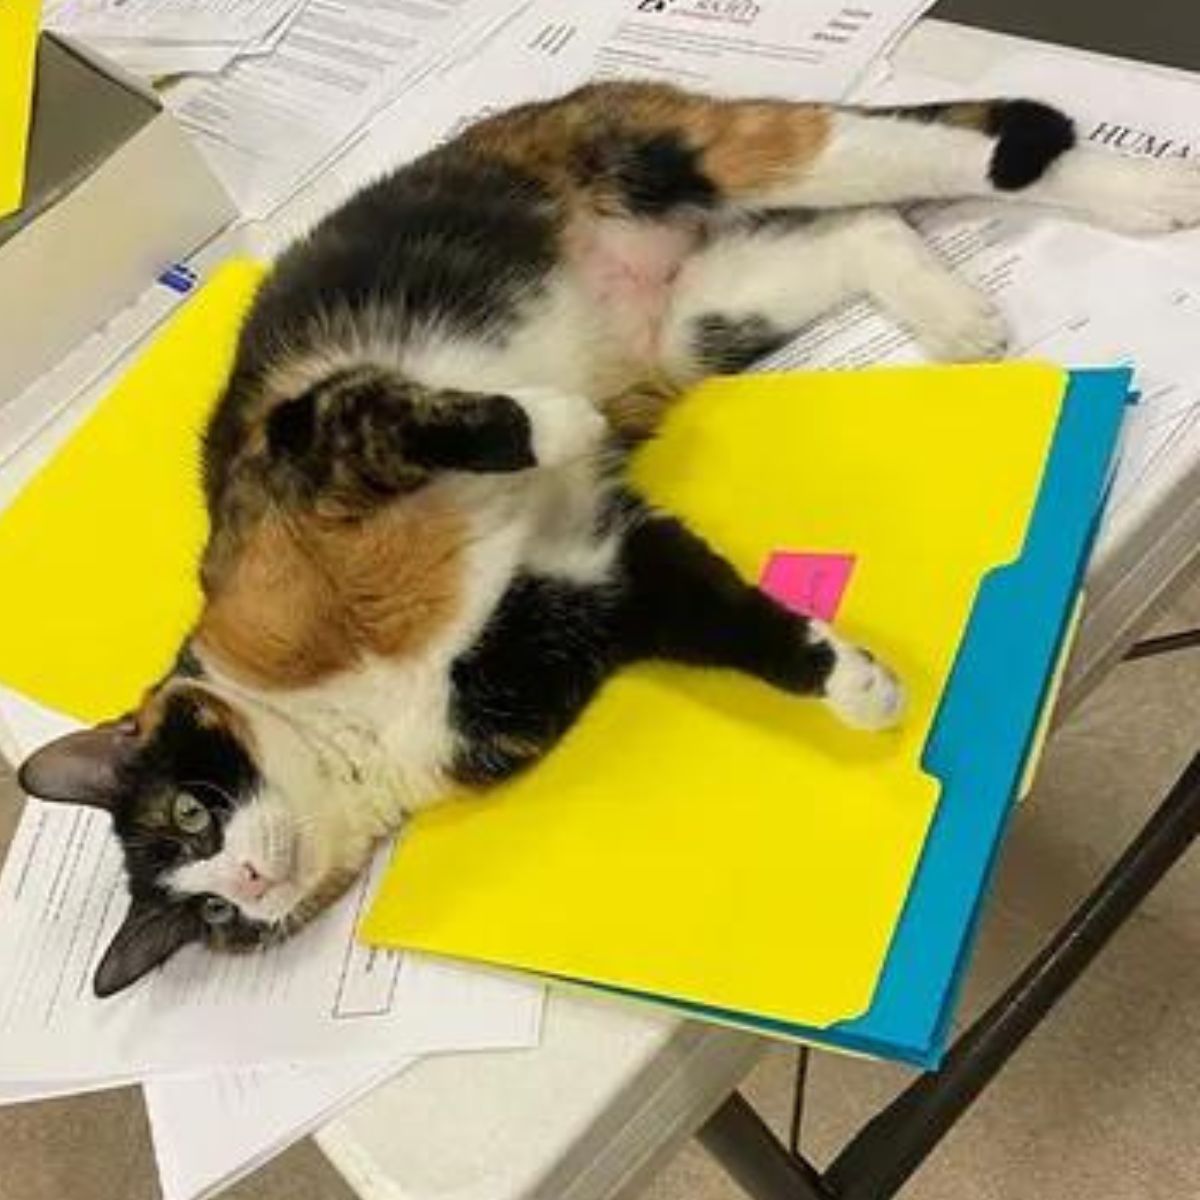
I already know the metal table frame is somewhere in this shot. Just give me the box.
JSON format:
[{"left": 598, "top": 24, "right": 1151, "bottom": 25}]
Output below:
[{"left": 696, "top": 635, "right": 1200, "bottom": 1200}]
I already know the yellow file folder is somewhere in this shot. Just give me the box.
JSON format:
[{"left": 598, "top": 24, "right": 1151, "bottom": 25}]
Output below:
[{"left": 362, "top": 365, "right": 1065, "bottom": 1030}]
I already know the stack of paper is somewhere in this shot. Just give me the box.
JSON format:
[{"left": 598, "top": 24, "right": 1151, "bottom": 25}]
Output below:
[
  {"left": 45, "top": 0, "right": 308, "bottom": 79},
  {"left": 163, "top": 0, "right": 531, "bottom": 217}
]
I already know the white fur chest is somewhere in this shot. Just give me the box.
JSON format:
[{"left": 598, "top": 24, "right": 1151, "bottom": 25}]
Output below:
[{"left": 199, "top": 457, "right": 621, "bottom": 829}]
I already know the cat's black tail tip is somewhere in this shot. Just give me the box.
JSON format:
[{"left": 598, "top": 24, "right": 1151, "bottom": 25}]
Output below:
[{"left": 986, "top": 99, "right": 1077, "bottom": 191}]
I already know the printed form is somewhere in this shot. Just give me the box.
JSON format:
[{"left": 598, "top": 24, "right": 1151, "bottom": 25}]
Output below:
[
  {"left": 146, "top": 1057, "right": 417, "bottom": 1200},
  {"left": 0, "top": 688, "right": 542, "bottom": 1084},
  {"left": 46, "top": 0, "right": 303, "bottom": 44},
  {"left": 166, "top": 0, "right": 525, "bottom": 215}
]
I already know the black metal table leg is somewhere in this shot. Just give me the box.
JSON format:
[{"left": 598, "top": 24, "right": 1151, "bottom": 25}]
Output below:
[
  {"left": 1125, "top": 627, "right": 1200, "bottom": 660},
  {"left": 827, "top": 749, "right": 1200, "bottom": 1198},
  {"left": 698, "top": 1092, "right": 833, "bottom": 1200},
  {"left": 697, "top": 749, "right": 1200, "bottom": 1200}
]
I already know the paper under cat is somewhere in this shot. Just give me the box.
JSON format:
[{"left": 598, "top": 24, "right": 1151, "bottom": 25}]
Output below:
[{"left": 18, "top": 83, "right": 1200, "bottom": 996}]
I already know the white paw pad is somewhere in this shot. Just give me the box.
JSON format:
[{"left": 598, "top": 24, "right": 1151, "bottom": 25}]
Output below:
[{"left": 822, "top": 642, "right": 905, "bottom": 732}]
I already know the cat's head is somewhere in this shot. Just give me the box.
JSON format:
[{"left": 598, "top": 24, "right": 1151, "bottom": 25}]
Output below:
[{"left": 17, "top": 681, "right": 372, "bottom": 997}]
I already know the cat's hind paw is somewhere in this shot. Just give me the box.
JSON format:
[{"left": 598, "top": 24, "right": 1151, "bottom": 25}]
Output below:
[
  {"left": 908, "top": 278, "right": 1011, "bottom": 364},
  {"left": 822, "top": 641, "right": 905, "bottom": 731},
  {"left": 1108, "top": 157, "right": 1200, "bottom": 233}
]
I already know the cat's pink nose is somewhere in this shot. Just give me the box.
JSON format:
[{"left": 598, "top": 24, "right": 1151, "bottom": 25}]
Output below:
[{"left": 236, "top": 862, "right": 274, "bottom": 901}]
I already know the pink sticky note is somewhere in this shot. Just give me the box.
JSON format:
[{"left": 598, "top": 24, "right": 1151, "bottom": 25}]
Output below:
[{"left": 760, "top": 552, "right": 856, "bottom": 622}]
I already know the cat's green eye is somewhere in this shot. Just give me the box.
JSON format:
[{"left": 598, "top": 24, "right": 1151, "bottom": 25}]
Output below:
[
  {"left": 173, "top": 793, "right": 211, "bottom": 835},
  {"left": 202, "top": 896, "right": 235, "bottom": 926}
]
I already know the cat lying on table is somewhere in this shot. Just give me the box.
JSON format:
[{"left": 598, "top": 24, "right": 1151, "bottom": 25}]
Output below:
[{"left": 19, "top": 82, "right": 1200, "bottom": 995}]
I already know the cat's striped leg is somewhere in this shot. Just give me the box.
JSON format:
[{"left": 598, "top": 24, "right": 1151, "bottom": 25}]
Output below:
[
  {"left": 262, "top": 367, "right": 607, "bottom": 509},
  {"left": 471, "top": 83, "right": 1200, "bottom": 239},
  {"left": 619, "top": 514, "right": 903, "bottom": 731},
  {"left": 659, "top": 208, "right": 1006, "bottom": 379}
]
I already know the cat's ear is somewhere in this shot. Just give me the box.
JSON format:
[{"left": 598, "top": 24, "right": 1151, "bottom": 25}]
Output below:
[
  {"left": 17, "top": 718, "right": 140, "bottom": 811},
  {"left": 93, "top": 897, "right": 202, "bottom": 998}
]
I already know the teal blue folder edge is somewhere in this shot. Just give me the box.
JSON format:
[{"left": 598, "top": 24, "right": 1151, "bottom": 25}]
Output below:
[{"left": 558, "top": 367, "right": 1132, "bottom": 1067}]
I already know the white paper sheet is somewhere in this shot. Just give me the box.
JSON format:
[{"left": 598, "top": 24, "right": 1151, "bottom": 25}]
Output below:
[
  {"left": 0, "top": 688, "right": 543, "bottom": 1084},
  {"left": 145, "top": 1057, "right": 416, "bottom": 1200},
  {"left": 46, "top": 0, "right": 305, "bottom": 47},
  {"left": 166, "top": 0, "right": 521, "bottom": 216},
  {"left": 82, "top": 4, "right": 306, "bottom": 80}
]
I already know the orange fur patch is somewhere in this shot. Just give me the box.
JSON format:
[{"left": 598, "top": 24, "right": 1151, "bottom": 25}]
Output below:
[
  {"left": 464, "top": 81, "right": 832, "bottom": 210},
  {"left": 696, "top": 103, "right": 830, "bottom": 194},
  {"left": 195, "top": 490, "right": 466, "bottom": 689}
]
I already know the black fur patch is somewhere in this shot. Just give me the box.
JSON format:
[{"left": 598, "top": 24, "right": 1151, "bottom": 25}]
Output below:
[
  {"left": 691, "top": 313, "right": 789, "bottom": 374},
  {"left": 575, "top": 130, "right": 718, "bottom": 216},
  {"left": 450, "top": 574, "right": 622, "bottom": 785},
  {"left": 171, "top": 643, "right": 207, "bottom": 680},
  {"left": 264, "top": 371, "right": 540, "bottom": 503},
  {"left": 735, "top": 208, "right": 819, "bottom": 235},
  {"left": 985, "top": 99, "right": 1076, "bottom": 191},
  {"left": 109, "top": 692, "right": 259, "bottom": 896},
  {"left": 449, "top": 515, "right": 840, "bottom": 785},
  {"left": 404, "top": 393, "right": 536, "bottom": 473},
  {"left": 129, "top": 692, "right": 259, "bottom": 811},
  {"left": 617, "top": 516, "right": 835, "bottom": 695}
]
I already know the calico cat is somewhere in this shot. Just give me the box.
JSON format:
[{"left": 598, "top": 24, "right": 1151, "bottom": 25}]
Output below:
[{"left": 18, "top": 83, "right": 1200, "bottom": 996}]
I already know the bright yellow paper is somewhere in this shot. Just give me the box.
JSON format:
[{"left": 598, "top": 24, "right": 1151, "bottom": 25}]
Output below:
[
  {"left": 363, "top": 365, "right": 1066, "bottom": 1028},
  {"left": 0, "top": 0, "right": 41, "bottom": 218},
  {"left": 0, "top": 261, "right": 265, "bottom": 721}
]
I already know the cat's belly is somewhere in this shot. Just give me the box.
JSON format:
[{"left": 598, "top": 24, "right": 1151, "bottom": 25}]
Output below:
[
  {"left": 397, "top": 218, "right": 698, "bottom": 402},
  {"left": 564, "top": 216, "right": 700, "bottom": 364}
]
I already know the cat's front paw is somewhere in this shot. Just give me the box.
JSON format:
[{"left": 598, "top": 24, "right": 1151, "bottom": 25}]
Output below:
[{"left": 822, "top": 641, "right": 905, "bottom": 731}]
